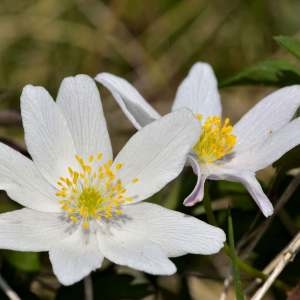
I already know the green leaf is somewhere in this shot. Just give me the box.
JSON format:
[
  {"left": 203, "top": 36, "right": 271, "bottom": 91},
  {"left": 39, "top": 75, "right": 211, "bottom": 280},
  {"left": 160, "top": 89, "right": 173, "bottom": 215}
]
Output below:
[
  {"left": 3, "top": 251, "right": 41, "bottom": 272},
  {"left": 274, "top": 35, "right": 300, "bottom": 60},
  {"left": 220, "top": 59, "right": 300, "bottom": 87},
  {"left": 227, "top": 210, "right": 245, "bottom": 300}
]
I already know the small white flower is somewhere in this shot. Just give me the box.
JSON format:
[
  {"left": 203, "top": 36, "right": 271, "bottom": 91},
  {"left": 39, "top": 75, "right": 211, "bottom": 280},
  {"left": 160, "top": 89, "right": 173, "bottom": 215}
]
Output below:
[
  {"left": 0, "top": 75, "right": 225, "bottom": 285},
  {"left": 96, "top": 63, "right": 300, "bottom": 217}
]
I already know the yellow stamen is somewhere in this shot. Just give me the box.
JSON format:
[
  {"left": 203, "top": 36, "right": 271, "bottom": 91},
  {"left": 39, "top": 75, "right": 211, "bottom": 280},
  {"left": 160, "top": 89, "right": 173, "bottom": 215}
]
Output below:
[
  {"left": 115, "top": 163, "right": 123, "bottom": 170},
  {"left": 193, "top": 115, "right": 236, "bottom": 163},
  {"left": 56, "top": 155, "right": 132, "bottom": 229}
]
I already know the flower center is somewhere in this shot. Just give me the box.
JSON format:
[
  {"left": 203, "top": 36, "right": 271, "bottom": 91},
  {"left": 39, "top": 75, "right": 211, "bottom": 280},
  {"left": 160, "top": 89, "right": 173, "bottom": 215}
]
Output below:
[
  {"left": 193, "top": 115, "right": 236, "bottom": 163},
  {"left": 56, "top": 153, "right": 136, "bottom": 229}
]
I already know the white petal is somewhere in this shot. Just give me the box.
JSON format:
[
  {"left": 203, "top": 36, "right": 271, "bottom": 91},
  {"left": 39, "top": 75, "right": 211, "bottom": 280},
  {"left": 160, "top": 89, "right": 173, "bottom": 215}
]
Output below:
[
  {"left": 97, "top": 218, "right": 176, "bottom": 275},
  {"left": 122, "top": 202, "right": 226, "bottom": 256},
  {"left": 0, "top": 209, "right": 70, "bottom": 251},
  {"left": 49, "top": 228, "right": 103, "bottom": 286},
  {"left": 96, "top": 203, "right": 225, "bottom": 273},
  {"left": 183, "top": 155, "right": 207, "bottom": 206},
  {"left": 233, "top": 85, "right": 300, "bottom": 153},
  {"left": 0, "top": 143, "right": 60, "bottom": 212},
  {"left": 228, "top": 117, "right": 300, "bottom": 171},
  {"left": 57, "top": 75, "right": 112, "bottom": 161},
  {"left": 238, "top": 174, "right": 274, "bottom": 217},
  {"left": 210, "top": 170, "right": 274, "bottom": 217},
  {"left": 172, "top": 62, "right": 221, "bottom": 119},
  {"left": 21, "top": 85, "right": 77, "bottom": 186},
  {"left": 95, "top": 72, "right": 161, "bottom": 129},
  {"left": 113, "top": 109, "right": 200, "bottom": 203}
]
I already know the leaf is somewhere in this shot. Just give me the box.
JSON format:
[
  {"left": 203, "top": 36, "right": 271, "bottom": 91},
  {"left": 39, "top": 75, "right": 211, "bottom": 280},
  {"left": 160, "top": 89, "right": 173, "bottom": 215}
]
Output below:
[
  {"left": 3, "top": 251, "right": 40, "bottom": 272},
  {"left": 227, "top": 210, "right": 245, "bottom": 300},
  {"left": 220, "top": 59, "right": 300, "bottom": 87},
  {"left": 275, "top": 35, "right": 300, "bottom": 60}
]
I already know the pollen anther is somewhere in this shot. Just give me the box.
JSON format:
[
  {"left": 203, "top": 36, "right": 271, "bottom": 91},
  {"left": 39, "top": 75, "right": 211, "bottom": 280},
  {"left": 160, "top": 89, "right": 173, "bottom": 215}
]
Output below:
[
  {"left": 56, "top": 155, "right": 132, "bottom": 229},
  {"left": 193, "top": 115, "right": 236, "bottom": 163}
]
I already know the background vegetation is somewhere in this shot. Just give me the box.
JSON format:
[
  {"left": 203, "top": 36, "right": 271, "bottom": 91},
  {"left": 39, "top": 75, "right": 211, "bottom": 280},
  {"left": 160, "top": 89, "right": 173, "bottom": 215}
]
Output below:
[{"left": 0, "top": 0, "right": 300, "bottom": 299}]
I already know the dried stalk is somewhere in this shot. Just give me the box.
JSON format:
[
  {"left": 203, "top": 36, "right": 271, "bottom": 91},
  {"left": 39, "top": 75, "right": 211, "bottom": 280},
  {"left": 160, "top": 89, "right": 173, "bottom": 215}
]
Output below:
[
  {"left": 0, "top": 274, "right": 21, "bottom": 300},
  {"left": 250, "top": 232, "right": 300, "bottom": 300},
  {"left": 84, "top": 275, "right": 93, "bottom": 300}
]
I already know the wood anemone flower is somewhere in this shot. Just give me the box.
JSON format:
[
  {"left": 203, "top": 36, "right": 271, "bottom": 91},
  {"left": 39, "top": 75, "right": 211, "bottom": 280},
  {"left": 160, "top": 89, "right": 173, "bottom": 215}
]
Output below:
[
  {"left": 96, "top": 63, "right": 300, "bottom": 217},
  {"left": 0, "top": 75, "right": 225, "bottom": 285}
]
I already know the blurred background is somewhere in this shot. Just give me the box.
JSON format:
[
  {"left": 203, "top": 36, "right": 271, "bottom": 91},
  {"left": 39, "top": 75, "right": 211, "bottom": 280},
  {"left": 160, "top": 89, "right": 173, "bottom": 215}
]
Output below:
[{"left": 0, "top": 0, "right": 300, "bottom": 299}]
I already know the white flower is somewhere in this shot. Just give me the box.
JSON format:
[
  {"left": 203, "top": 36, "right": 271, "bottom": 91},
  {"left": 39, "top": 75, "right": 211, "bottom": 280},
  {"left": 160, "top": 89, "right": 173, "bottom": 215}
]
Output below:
[
  {"left": 0, "top": 75, "right": 225, "bottom": 285},
  {"left": 96, "top": 63, "right": 300, "bottom": 217}
]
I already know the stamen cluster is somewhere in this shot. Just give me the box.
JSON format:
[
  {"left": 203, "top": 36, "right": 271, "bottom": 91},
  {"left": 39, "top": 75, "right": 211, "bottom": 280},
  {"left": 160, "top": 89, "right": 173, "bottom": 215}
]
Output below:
[
  {"left": 193, "top": 116, "right": 236, "bottom": 163},
  {"left": 56, "top": 153, "right": 133, "bottom": 229}
]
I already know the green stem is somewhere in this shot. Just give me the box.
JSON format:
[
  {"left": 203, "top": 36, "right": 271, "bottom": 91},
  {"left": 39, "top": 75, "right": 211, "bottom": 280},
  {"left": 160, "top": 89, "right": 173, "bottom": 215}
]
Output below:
[
  {"left": 228, "top": 209, "right": 245, "bottom": 300},
  {"left": 203, "top": 192, "right": 217, "bottom": 226},
  {"left": 203, "top": 196, "right": 289, "bottom": 291}
]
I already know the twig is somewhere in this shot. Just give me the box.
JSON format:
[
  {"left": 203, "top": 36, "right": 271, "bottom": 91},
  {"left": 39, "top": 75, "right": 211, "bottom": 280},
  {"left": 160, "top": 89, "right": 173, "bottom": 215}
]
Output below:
[
  {"left": 219, "top": 276, "right": 232, "bottom": 300},
  {"left": 0, "top": 274, "right": 21, "bottom": 300},
  {"left": 84, "top": 275, "right": 93, "bottom": 300},
  {"left": 250, "top": 232, "right": 300, "bottom": 300}
]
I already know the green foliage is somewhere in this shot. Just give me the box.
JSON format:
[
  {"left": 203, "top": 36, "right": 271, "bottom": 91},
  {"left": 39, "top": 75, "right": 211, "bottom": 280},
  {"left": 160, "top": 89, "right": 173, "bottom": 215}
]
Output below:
[
  {"left": 2, "top": 251, "right": 40, "bottom": 272},
  {"left": 227, "top": 210, "right": 245, "bottom": 300},
  {"left": 220, "top": 59, "right": 300, "bottom": 87},
  {"left": 274, "top": 36, "right": 300, "bottom": 60}
]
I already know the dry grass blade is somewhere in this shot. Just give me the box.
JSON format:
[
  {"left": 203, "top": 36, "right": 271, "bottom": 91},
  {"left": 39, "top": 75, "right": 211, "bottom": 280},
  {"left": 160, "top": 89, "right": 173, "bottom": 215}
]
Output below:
[
  {"left": 250, "top": 232, "right": 300, "bottom": 300},
  {"left": 0, "top": 274, "right": 21, "bottom": 300}
]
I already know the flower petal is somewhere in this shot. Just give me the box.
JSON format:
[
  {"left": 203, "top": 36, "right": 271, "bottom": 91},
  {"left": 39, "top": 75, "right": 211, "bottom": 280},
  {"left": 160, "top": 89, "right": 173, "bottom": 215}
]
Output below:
[
  {"left": 97, "top": 202, "right": 225, "bottom": 274},
  {"left": 57, "top": 75, "right": 112, "bottom": 161},
  {"left": 228, "top": 117, "right": 300, "bottom": 171},
  {"left": 0, "top": 209, "right": 70, "bottom": 251},
  {"left": 0, "top": 142, "right": 60, "bottom": 212},
  {"left": 233, "top": 85, "right": 300, "bottom": 153},
  {"left": 95, "top": 72, "right": 161, "bottom": 129},
  {"left": 125, "top": 202, "right": 226, "bottom": 256},
  {"left": 49, "top": 228, "right": 103, "bottom": 286},
  {"left": 21, "top": 85, "right": 77, "bottom": 186},
  {"left": 97, "top": 219, "right": 176, "bottom": 275},
  {"left": 238, "top": 174, "right": 274, "bottom": 217},
  {"left": 172, "top": 62, "right": 221, "bottom": 119},
  {"left": 183, "top": 155, "right": 207, "bottom": 206},
  {"left": 209, "top": 170, "right": 274, "bottom": 217},
  {"left": 113, "top": 109, "right": 200, "bottom": 203}
]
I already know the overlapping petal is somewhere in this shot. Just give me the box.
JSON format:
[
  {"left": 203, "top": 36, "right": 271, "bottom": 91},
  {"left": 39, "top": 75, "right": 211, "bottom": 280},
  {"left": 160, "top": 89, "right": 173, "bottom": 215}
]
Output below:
[
  {"left": 183, "top": 155, "right": 207, "bottom": 206},
  {"left": 172, "top": 62, "right": 222, "bottom": 119},
  {"left": 21, "top": 85, "right": 77, "bottom": 186},
  {"left": 97, "top": 202, "right": 225, "bottom": 275},
  {"left": 95, "top": 73, "right": 160, "bottom": 129},
  {"left": 49, "top": 228, "right": 103, "bottom": 286},
  {"left": 57, "top": 75, "right": 112, "bottom": 162},
  {"left": 0, "top": 143, "right": 60, "bottom": 212},
  {"left": 113, "top": 109, "right": 200, "bottom": 203},
  {"left": 98, "top": 227, "right": 176, "bottom": 276},
  {"left": 119, "top": 202, "right": 226, "bottom": 256}
]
